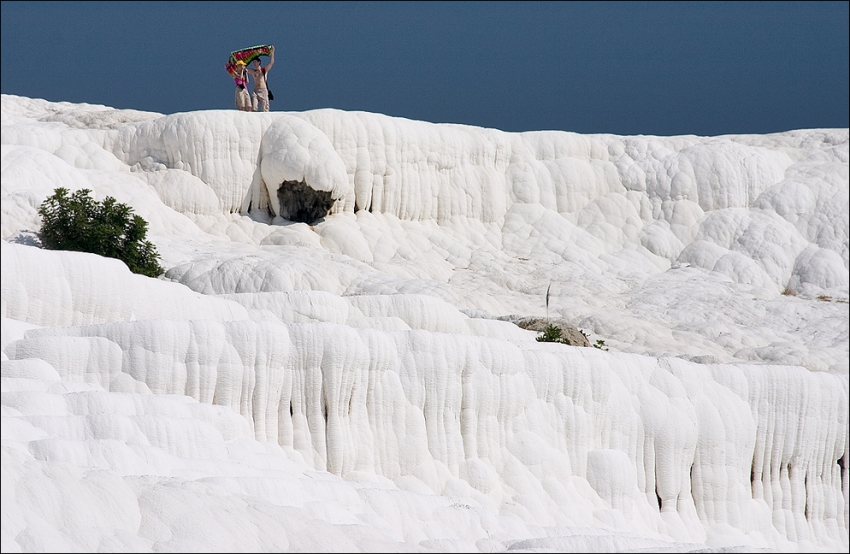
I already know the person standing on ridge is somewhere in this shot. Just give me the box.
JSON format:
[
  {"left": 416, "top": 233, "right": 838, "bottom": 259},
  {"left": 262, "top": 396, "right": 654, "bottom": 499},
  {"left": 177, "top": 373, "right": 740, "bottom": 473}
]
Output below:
[
  {"left": 233, "top": 61, "right": 251, "bottom": 112},
  {"left": 247, "top": 46, "right": 274, "bottom": 112}
]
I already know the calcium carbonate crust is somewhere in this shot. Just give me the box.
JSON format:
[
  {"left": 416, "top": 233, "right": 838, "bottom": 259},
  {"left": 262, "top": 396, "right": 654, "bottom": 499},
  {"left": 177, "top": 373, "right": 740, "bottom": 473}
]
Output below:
[{"left": 1, "top": 94, "right": 847, "bottom": 552}]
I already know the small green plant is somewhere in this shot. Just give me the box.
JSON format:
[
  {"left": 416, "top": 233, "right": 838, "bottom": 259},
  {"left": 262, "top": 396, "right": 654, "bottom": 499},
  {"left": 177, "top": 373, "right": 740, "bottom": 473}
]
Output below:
[
  {"left": 536, "top": 324, "right": 570, "bottom": 345},
  {"left": 38, "top": 187, "right": 164, "bottom": 278},
  {"left": 580, "top": 329, "right": 609, "bottom": 350}
]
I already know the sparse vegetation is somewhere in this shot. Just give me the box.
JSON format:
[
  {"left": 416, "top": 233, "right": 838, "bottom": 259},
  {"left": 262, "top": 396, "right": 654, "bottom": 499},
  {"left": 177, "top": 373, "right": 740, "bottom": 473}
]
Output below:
[
  {"left": 580, "top": 329, "right": 609, "bottom": 350},
  {"left": 782, "top": 287, "right": 797, "bottom": 297},
  {"left": 539, "top": 324, "right": 609, "bottom": 350},
  {"left": 38, "top": 187, "right": 164, "bottom": 277},
  {"left": 536, "top": 324, "right": 572, "bottom": 345},
  {"left": 817, "top": 294, "right": 849, "bottom": 304}
]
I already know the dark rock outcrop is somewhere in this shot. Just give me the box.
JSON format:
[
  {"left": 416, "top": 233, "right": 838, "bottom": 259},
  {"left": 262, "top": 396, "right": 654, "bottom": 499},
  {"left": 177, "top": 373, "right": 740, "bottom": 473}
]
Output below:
[{"left": 277, "top": 180, "right": 335, "bottom": 223}]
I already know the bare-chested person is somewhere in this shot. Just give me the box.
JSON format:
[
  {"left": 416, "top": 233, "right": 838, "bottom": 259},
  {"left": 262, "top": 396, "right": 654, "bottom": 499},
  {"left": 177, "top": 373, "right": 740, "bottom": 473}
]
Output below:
[{"left": 247, "top": 46, "right": 275, "bottom": 112}]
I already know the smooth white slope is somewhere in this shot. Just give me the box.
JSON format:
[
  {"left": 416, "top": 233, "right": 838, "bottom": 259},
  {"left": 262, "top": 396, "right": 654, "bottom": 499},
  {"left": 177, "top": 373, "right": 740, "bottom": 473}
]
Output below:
[
  {"left": 1, "top": 94, "right": 848, "bottom": 552},
  {"left": 1, "top": 241, "right": 251, "bottom": 327}
]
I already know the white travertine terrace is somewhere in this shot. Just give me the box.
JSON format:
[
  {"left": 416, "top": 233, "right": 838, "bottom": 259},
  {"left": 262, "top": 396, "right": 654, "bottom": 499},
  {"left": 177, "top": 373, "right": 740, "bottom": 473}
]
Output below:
[{"left": 2, "top": 94, "right": 847, "bottom": 552}]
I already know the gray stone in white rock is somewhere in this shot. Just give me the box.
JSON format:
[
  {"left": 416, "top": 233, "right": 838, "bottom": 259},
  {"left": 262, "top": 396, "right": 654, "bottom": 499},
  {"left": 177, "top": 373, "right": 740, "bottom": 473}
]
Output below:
[{"left": 496, "top": 315, "right": 591, "bottom": 347}]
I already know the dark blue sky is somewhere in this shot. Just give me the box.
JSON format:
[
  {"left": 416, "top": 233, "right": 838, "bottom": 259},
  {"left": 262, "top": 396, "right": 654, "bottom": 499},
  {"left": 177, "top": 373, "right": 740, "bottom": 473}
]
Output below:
[{"left": 2, "top": 1, "right": 847, "bottom": 136}]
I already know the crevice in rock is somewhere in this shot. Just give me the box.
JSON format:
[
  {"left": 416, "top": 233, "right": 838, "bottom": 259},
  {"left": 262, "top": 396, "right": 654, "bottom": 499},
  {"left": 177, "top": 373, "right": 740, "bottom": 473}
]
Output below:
[
  {"left": 690, "top": 463, "right": 695, "bottom": 501},
  {"left": 655, "top": 465, "right": 662, "bottom": 511},
  {"left": 804, "top": 472, "right": 809, "bottom": 521},
  {"left": 277, "top": 180, "right": 335, "bottom": 223},
  {"left": 750, "top": 457, "right": 756, "bottom": 494}
]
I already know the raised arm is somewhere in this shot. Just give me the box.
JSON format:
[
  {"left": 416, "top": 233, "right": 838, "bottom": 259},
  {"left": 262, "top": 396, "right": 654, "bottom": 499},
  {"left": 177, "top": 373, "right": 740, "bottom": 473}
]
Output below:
[{"left": 265, "top": 46, "right": 275, "bottom": 73}]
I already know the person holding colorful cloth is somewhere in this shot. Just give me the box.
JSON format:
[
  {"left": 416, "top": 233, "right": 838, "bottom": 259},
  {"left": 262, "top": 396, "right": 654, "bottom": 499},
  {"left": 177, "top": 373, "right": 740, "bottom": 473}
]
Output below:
[
  {"left": 246, "top": 46, "right": 275, "bottom": 112},
  {"left": 233, "top": 60, "right": 251, "bottom": 112}
]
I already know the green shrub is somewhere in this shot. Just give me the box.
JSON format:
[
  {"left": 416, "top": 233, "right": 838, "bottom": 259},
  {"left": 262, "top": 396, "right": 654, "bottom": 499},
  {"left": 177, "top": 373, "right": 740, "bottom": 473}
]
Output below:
[
  {"left": 536, "top": 324, "right": 571, "bottom": 344},
  {"left": 37, "top": 187, "right": 164, "bottom": 278}
]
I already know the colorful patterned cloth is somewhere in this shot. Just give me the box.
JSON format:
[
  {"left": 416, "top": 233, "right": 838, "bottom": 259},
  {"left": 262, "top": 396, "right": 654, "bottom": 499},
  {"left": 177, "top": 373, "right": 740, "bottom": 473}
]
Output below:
[{"left": 225, "top": 45, "right": 273, "bottom": 77}]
